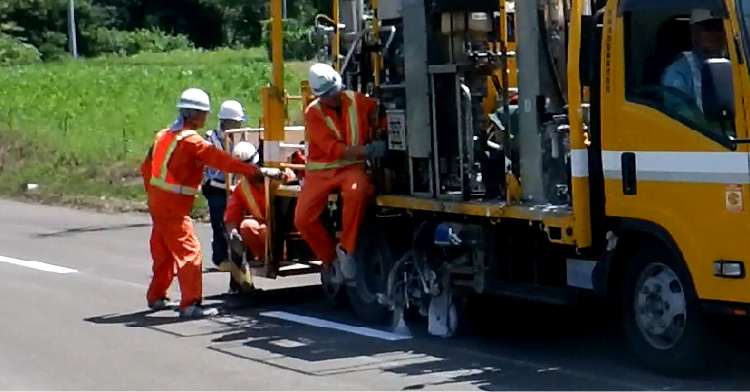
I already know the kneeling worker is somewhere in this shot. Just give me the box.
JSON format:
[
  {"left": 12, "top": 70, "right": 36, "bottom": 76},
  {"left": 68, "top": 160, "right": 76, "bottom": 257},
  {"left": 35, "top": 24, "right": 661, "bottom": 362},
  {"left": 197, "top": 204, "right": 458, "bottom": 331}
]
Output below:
[
  {"left": 141, "top": 88, "right": 266, "bottom": 318},
  {"left": 224, "top": 142, "right": 295, "bottom": 267},
  {"left": 293, "top": 63, "right": 387, "bottom": 284}
]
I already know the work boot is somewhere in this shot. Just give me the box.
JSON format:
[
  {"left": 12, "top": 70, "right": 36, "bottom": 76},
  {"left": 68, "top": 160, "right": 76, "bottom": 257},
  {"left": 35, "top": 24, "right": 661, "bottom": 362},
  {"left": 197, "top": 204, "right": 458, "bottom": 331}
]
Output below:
[
  {"left": 179, "top": 304, "right": 219, "bottom": 318},
  {"left": 148, "top": 297, "right": 177, "bottom": 311},
  {"left": 335, "top": 245, "right": 357, "bottom": 281},
  {"left": 324, "top": 259, "right": 345, "bottom": 285}
]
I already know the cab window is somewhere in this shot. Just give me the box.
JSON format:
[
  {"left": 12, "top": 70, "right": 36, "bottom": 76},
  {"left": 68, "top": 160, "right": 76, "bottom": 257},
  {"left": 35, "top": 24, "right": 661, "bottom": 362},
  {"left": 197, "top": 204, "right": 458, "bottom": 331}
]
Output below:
[
  {"left": 507, "top": 12, "right": 516, "bottom": 43},
  {"left": 622, "top": 5, "right": 737, "bottom": 149}
]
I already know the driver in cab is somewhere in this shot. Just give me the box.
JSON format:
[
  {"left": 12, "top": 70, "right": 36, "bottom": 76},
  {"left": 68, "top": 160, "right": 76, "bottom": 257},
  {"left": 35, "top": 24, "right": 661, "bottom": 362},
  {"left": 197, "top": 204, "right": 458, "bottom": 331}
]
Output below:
[{"left": 661, "top": 9, "right": 727, "bottom": 114}]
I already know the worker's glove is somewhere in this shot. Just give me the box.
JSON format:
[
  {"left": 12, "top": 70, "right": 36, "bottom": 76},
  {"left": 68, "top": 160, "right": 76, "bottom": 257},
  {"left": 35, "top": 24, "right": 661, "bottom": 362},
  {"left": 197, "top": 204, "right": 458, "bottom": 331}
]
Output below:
[
  {"left": 282, "top": 168, "right": 296, "bottom": 183},
  {"left": 364, "top": 140, "right": 387, "bottom": 159},
  {"left": 246, "top": 168, "right": 264, "bottom": 184},
  {"left": 229, "top": 228, "right": 244, "bottom": 255},
  {"left": 260, "top": 167, "right": 285, "bottom": 180}
]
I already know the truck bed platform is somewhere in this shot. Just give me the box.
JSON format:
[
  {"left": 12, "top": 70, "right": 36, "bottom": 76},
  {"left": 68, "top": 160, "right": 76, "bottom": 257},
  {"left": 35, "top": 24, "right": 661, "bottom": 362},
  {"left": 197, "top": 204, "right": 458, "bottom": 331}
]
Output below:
[{"left": 275, "top": 185, "right": 576, "bottom": 244}]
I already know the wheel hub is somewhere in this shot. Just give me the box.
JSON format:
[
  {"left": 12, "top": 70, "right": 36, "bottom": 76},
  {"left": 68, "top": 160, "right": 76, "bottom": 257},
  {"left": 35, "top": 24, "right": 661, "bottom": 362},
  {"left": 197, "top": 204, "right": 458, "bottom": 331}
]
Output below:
[{"left": 634, "top": 262, "right": 687, "bottom": 350}]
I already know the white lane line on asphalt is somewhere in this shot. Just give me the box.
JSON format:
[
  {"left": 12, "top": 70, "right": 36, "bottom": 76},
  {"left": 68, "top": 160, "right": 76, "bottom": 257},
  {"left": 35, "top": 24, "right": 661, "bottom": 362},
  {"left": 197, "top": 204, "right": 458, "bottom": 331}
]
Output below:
[
  {"left": 260, "top": 310, "right": 412, "bottom": 341},
  {"left": 0, "top": 255, "right": 78, "bottom": 274}
]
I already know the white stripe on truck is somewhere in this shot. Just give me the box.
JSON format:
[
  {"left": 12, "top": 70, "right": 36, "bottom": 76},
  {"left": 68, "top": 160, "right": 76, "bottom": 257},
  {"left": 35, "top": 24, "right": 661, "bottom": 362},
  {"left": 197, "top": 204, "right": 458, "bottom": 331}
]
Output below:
[{"left": 570, "top": 149, "right": 750, "bottom": 184}]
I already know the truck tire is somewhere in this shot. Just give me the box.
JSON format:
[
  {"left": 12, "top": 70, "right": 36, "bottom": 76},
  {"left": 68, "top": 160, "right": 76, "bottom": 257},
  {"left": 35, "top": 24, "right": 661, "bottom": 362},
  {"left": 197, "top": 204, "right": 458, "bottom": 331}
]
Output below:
[
  {"left": 619, "top": 239, "right": 711, "bottom": 376},
  {"left": 347, "top": 221, "right": 393, "bottom": 325}
]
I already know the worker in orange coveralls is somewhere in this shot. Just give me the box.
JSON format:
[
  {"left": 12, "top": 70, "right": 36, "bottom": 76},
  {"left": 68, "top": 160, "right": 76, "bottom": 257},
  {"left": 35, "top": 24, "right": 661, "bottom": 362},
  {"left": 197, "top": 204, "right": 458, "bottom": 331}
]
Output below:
[
  {"left": 140, "top": 88, "right": 283, "bottom": 318},
  {"left": 223, "top": 141, "right": 295, "bottom": 267},
  {"left": 293, "top": 63, "right": 387, "bottom": 284}
]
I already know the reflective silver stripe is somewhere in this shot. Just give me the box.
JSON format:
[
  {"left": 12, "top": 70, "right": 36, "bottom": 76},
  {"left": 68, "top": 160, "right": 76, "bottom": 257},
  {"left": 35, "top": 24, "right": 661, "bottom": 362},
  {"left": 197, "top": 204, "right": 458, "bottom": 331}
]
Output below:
[
  {"left": 312, "top": 101, "right": 342, "bottom": 139},
  {"left": 204, "top": 130, "right": 229, "bottom": 184},
  {"left": 601, "top": 150, "right": 750, "bottom": 184},
  {"left": 343, "top": 90, "right": 358, "bottom": 146},
  {"left": 683, "top": 51, "right": 703, "bottom": 111},
  {"left": 307, "top": 160, "right": 364, "bottom": 171},
  {"left": 239, "top": 176, "right": 264, "bottom": 219},
  {"left": 208, "top": 130, "right": 227, "bottom": 151},
  {"left": 150, "top": 129, "right": 201, "bottom": 195},
  {"left": 150, "top": 179, "right": 200, "bottom": 195},
  {"left": 209, "top": 180, "right": 227, "bottom": 189},
  {"left": 308, "top": 90, "right": 365, "bottom": 171}
]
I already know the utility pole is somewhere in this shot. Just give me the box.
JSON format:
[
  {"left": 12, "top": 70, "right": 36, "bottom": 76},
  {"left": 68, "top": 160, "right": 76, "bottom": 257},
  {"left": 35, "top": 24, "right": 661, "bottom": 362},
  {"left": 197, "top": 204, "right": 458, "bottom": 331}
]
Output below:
[
  {"left": 282, "top": 0, "right": 287, "bottom": 18},
  {"left": 67, "top": 0, "right": 78, "bottom": 58}
]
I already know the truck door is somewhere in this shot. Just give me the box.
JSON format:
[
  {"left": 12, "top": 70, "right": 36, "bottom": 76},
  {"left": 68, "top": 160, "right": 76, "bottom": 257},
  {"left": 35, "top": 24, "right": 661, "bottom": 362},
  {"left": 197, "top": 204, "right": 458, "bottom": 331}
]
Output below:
[{"left": 600, "top": 0, "right": 750, "bottom": 305}]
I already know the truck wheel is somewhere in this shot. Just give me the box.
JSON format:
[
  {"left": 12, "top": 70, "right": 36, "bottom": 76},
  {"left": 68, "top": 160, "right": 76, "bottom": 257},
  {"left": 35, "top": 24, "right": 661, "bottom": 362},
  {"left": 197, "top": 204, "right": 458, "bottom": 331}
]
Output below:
[
  {"left": 347, "top": 221, "right": 393, "bottom": 325},
  {"left": 620, "top": 240, "right": 711, "bottom": 376}
]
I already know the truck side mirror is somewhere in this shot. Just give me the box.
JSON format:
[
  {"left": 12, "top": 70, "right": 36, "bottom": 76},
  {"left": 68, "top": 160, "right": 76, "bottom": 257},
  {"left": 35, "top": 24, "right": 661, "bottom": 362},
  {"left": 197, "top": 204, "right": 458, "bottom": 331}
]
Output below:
[{"left": 701, "top": 58, "right": 735, "bottom": 122}]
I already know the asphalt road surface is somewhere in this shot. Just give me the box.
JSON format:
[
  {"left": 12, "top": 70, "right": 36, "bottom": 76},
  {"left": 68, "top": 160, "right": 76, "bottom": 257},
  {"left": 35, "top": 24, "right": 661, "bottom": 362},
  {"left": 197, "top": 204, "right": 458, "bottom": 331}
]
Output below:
[{"left": 2, "top": 198, "right": 750, "bottom": 391}]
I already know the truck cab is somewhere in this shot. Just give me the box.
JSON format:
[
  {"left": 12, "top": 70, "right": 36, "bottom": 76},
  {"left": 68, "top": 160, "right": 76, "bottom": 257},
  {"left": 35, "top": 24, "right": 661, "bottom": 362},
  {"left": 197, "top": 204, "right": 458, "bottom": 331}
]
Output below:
[{"left": 580, "top": 0, "right": 750, "bottom": 375}]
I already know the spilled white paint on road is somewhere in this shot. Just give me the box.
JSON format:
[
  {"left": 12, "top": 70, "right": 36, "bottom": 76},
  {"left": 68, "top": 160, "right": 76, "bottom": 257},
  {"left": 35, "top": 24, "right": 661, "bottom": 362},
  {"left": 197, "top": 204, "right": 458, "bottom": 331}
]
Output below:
[
  {"left": 260, "top": 310, "right": 412, "bottom": 341},
  {"left": 0, "top": 255, "right": 78, "bottom": 274}
]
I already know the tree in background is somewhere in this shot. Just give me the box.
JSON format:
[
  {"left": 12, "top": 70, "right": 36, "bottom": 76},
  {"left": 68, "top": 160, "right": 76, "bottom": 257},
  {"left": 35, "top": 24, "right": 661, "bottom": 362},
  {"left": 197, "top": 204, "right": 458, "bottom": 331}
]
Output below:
[{"left": 0, "top": 0, "right": 326, "bottom": 63}]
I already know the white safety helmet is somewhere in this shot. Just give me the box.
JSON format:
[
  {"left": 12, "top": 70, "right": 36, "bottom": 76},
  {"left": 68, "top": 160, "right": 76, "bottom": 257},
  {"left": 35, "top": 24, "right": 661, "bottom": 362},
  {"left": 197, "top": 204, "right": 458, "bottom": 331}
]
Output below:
[
  {"left": 308, "top": 63, "right": 343, "bottom": 97},
  {"left": 232, "top": 141, "right": 259, "bottom": 164},
  {"left": 691, "top": 9, "right": 720, "bottom": 25},
  {"left": 218, "top": 100, "right": 246, "bottom": 121},
  {"left": 177, "top": 88, "right": 211, "bottom": 112}
]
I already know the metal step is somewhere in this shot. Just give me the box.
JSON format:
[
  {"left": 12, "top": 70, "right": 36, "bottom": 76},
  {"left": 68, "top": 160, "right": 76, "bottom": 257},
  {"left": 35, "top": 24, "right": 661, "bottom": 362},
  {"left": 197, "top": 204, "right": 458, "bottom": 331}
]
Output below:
[
  {"left": 251, "top": 260, "right": 323, "bottom": 279},
  {"left": 277, "top": 261, "right": 322, "bottom": 277}
]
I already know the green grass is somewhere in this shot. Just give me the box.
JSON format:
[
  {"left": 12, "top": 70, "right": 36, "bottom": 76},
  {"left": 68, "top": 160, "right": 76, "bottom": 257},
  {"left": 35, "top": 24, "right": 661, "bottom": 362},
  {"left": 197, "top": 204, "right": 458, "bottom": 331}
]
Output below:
[
  {"left": 0, "top": 48, "right": 307, "bottom": 216},
  {"left": 89, "top": 47, "right": 268, "bottom": 65}
]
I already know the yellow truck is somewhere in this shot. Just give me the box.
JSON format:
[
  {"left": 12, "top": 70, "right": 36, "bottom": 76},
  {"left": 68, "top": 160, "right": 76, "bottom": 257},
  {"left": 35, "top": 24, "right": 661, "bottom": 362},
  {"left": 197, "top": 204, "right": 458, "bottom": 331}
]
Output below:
[{"left": 229, "top": 0, "right": 750, "bottom": 377}]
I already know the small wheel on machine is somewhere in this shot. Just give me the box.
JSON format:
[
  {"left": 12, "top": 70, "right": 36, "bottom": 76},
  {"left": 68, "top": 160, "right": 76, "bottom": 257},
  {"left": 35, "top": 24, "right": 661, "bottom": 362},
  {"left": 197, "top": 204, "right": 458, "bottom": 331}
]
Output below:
[{"left": 620, "top": 239, "right": 713, "bottom": 376}]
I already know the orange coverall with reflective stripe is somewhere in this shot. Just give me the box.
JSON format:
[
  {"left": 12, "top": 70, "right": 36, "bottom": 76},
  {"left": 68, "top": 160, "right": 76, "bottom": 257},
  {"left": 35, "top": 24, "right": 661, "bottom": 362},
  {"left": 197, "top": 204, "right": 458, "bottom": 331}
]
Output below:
[
  {"left": 293, "top": 91, "right": 386, "bottom": 264},
  {"left": 224, "top": 176, "right": 268, "bottom": 262},
  {"left": 224, "top": 169, "right": 296, "bottom": 261},
  {"left": 141, "top": 130, "right": 260, "bottom": 310}
]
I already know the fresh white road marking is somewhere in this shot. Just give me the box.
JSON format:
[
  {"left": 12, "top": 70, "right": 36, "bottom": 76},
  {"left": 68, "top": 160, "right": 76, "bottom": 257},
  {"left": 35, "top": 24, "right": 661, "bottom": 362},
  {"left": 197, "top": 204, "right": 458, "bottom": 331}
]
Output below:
[
  {"left": 260, "top": 310, "right": 412, "bottom": 341},
  {"left": 0, "top": 255, "right": 78, "bottom": 274}
]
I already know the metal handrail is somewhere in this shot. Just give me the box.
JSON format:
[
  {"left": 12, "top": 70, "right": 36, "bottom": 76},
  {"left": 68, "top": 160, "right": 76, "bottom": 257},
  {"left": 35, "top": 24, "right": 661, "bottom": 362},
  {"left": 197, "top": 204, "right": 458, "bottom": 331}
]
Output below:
[{"left": 223, "top": 125, "right": 306, "bottom": 134}]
